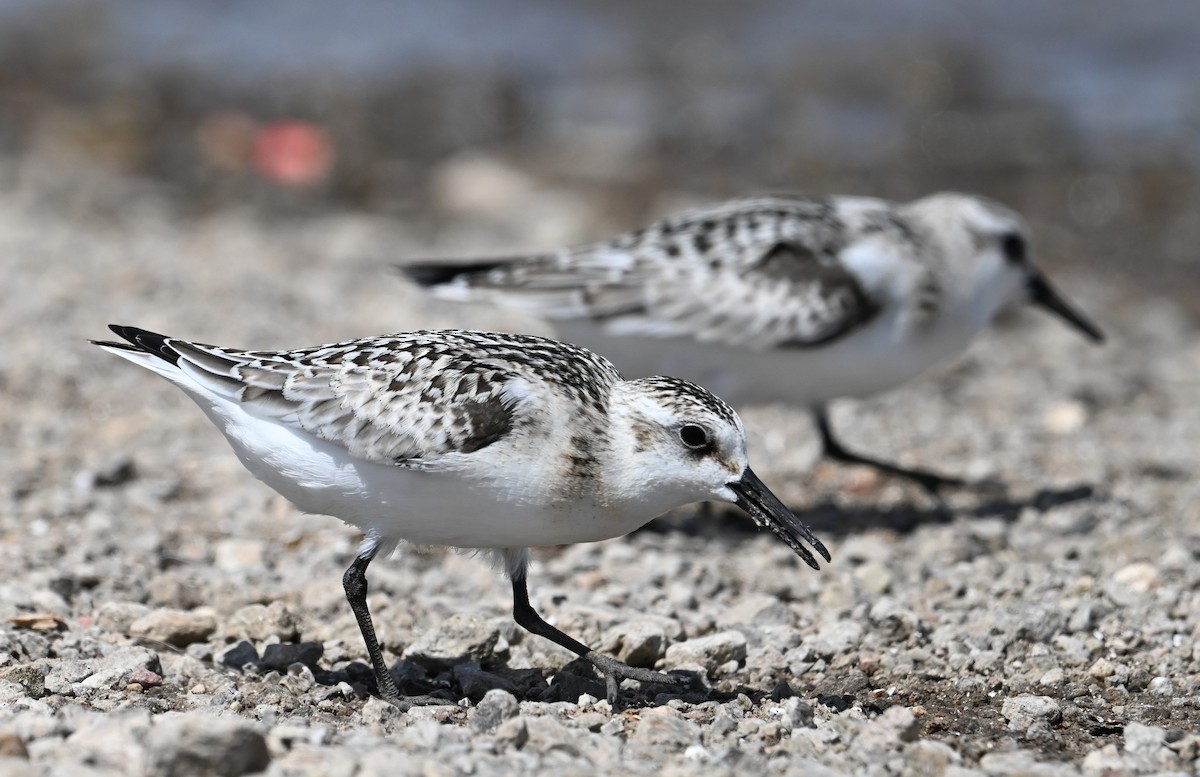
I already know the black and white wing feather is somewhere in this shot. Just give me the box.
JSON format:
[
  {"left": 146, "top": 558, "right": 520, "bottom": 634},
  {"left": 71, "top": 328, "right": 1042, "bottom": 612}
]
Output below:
[
  {"left": 95, "top": 326, "right": 619, "bottom": 467},
  {"left": 401, "top": 196, "right": 886, "bottom": 350}
]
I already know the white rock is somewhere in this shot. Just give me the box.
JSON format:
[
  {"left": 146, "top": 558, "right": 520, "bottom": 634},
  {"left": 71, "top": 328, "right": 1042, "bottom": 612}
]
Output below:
[{"left": 1000, "top": 695, "right": 1062, "bottom": 732}]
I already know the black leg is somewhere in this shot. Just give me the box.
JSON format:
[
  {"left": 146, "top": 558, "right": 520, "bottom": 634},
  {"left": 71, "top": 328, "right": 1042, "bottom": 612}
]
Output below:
[
  {"left": 813, "top": 406, "right": 967, "bottom": 497},
  {"left": 511, "top": 575, "right": 680, "bottom": 706},
  {"left": 343, "top": 547, "right": 450, "bottom": 710}
]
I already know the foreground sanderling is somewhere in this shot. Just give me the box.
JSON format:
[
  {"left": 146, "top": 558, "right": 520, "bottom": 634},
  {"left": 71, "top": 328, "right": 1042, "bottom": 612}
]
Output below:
[
  {"left": 93, "top": 325, "right": 829, "bottom": 707},
  {"left": 399, "top": 191, "right": 1105, "bottom": 494}
]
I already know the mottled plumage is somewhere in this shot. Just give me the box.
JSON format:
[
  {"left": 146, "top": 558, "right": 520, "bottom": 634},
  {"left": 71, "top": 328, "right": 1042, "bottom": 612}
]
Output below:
[
  {"left": 93, "top": 325, "right": 829, "bottom": 708},
  {"left": 400, "top": 191, "right": 1105, "bottom": 493},
  {"left": 151, "top": 329, "right": 618, "bottom": 468}
]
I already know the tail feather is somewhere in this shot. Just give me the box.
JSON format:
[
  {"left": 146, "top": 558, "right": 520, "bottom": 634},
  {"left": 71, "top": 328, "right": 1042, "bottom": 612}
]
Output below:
[
  {"left": 394, "top": 256, "right": 558, "bottom": 288},
  {"left": 92, "top": 325, "right": 181, "bottom": 365},
  {"left": 394, "top": 259, "right": 507, "bottom": 288}
]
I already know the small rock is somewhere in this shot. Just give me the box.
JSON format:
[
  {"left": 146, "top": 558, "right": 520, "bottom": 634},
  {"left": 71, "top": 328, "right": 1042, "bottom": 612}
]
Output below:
[
  {"left": 223, "top": 602, "right": 299, "bottom": 642},
  {"left": 1123, "top": 721, "right": 1166, "bottom": 754},
  {"left": 145, "top": 713, "right": 270, "bottom": 777},
  {"left": 868, "top": 597, "right": 919, "bottom": 640},
  {"left": 282, "top": 663, "right": 315, "bottom": 694},
  {"left": 80, "top": 646, "right": 162, "bottom": 691},
  {"left": 44, "top": 659, "right": 94, "bottom": 695},
  {"left": 1081, "top": 743, "right": 1126, "bottom": 774},
  {"left": 779, "top": 697, "right": 815, "bottom": 730},
  {"left": 0, "top": 664, "right": 49, "bottom": 698},
  {"left": 664, "top": 631, "right": 747, "bottom": 669},
  {"left": 130, "top": 608, "right": 217, "bottom": 647},
  {"left": 405, "top": 613, "right": 499, "bottom": 669},
  {"left": 603, "top": 619, "right": 670, "bottom": 667},
  {"left": 454, "top": 662, "right": 517, "bottom": 700},
  {"left": 629, "top": 707, "right": 701, "bottom": 748},
  {"left": 855, "top": 705, "right": 920, "bottom": 750},
  {"left": 1000, "top": 695, "right": 1062, "bottom": 732},
  {"left": 65, "top": 711, "right": 154, "bottom": 772},
  {"left": 1043, "top": 401, "right": 1087, "bottom": 434},
  {"left": 903, "top": 739, "right": 961, "bottom": 773},
  {"left": 0, "top": 680, "right": 26, "bottom": 704},
  {"left": 1088, "top": 657, "right": 1117, "bottom": 679},
  {"left": 257, "top": 642, "right": 322, "bottom": 671},
  {"left": 599, "top": 717, "right": 624, "bottom": 737},
  {"left": 83, "top": 455, "right": 138, "bottom": 489},
  {"left": 1038, "top": 667, "right": 1065, "bottom": 687},
  {"left": 126, "top": 667, "right": 163, "bottom": 688},
  {"left": 470, "top": 688, "right": 519, "bottom": 733},
  {"left": 6, "top": 613, "right": 67, "bottom": 632},
  {"left": 96, "top": 601, "right": 152, "bottom": 635},
  {"left": 213, "top": 539, "right": 266, "bottom": 572},
  {"left": 217, "top": 641, "right": 260, "bottom": 670},
  {"left": 360, "top": 696, "right": 403, "bottom": 727},
  {"left": 494, "top": 717, "right": 529, "bottom": 749},
  {"left": 576, "top": 711, "right": 607, "bottom": 732},
  {"left": 1148, "top": 676, "right": 1174, "bottom": 695},
  {"left": 809, "top": 620, "right": 864, "bottom": 657},
  {"left": 0, "top": 730, "right": 27, "bottom": 759},
  {"left": 980, "top": 748, "right": 1057, "bottom": 775},
  {"left": 1112, "top": 562, "right": 1160, "bottom": 594},
  {"left": 854, "top": 560, "right": 894, "bottom": 595}
]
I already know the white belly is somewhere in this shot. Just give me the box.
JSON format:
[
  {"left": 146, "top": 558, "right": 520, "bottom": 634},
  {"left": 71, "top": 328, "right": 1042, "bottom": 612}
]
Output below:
[
  {"left": 554, "top": 317, "right": 972, "bottom": 408},
  {"left": 184, "top": 391, "right": 657, "bottom": 550}
]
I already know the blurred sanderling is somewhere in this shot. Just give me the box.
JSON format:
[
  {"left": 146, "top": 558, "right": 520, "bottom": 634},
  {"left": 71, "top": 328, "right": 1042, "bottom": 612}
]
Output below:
[
  {"left": 399, "top": 191, "right": 1105, "bottom": 494},
  {"left": 93, "top": 325, "right": 829, "bottom": 707}
]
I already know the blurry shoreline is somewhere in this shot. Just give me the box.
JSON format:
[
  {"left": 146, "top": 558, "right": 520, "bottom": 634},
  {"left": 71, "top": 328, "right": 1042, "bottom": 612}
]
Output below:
[{"left": 1, "top": 0, "right": 1197, "bottom": 312}]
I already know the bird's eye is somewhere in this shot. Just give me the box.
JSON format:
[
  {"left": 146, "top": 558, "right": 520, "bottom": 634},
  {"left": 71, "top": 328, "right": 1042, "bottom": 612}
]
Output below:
[
  {"left": 678, "top": 424, "right": 711, "bottom": 451},
  {"left": 1001, "top": 233, "right": 1026, "bottom": 264}
]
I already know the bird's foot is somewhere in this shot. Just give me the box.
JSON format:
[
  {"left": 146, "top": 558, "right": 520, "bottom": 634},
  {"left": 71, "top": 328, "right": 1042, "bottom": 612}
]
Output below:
[
  {"left": 375, "top": 690, "right": 457, "bottom": 711},
  {"left": 583, "top": 650, "right": 685, "bottom": 707}
]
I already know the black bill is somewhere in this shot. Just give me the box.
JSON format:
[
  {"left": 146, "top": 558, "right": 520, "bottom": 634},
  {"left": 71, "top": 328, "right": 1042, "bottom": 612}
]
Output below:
[
  {"left": 1028, "top": 273, "right": 1105, "bottom": 343},
  {"left": 729, "top": 468, "right": 831, "bottom": 571}
]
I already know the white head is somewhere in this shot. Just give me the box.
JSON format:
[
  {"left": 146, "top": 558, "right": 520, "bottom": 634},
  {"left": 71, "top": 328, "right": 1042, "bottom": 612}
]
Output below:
[
  {"left": 905, "top": 192, "right": 1105, "bottom": 342},
  {"left": 604, "top": 375, "right": 829, "bottom": 569}
]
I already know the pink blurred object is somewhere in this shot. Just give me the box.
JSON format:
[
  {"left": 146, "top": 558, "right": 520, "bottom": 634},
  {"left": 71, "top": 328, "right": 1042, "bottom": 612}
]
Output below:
[{"left": 252, "top": 120, "right": 335, "bottom": 186}]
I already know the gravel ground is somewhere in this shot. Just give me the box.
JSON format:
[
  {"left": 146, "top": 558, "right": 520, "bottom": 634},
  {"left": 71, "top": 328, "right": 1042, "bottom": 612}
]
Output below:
[{"left": 1, "top": 158, "right": 1198, "bottom": 776}]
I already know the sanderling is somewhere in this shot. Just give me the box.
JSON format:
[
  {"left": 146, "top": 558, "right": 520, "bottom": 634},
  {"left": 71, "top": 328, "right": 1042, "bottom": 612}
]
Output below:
[
  {"left": 93, "top": 325, "right": 829, "bottom": 707},
  {"left": 399, "top": 191, "right": 1105, "bottom": 494}
]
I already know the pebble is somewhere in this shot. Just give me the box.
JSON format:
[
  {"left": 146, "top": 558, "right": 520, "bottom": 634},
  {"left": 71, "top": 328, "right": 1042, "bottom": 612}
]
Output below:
[
  {"left": 1111, "top": 562, "right": 1161, "bottom": 594},
  {"left": 0, "top": 731, "right": 27, "bottom": 759},
  {"left": 603, "top": 618, "right": 670, "bottom": 666},
  {"left": 217, "top": 641, "right": 260, "bottom": 670},
  {"left": 663, "top": 631, "right": 747, "bottom": 669},
  {"left": 470, "top": 688, "right": 520, "bottom": 733},
  {"left": 855, "top": 705, "right": 921, "bottom": 750},
  {"left": 223, "top": 602, "right": 300, "bottom": 642},
  {"left": 1042, "top": 400, "right": 1087, "bottom": 434},
  {"left": 257, "top": 642, "right": 323, "bottom": 671},
  {"left": 95, "top": 601, "right": 152, "bottom": 635},
  {"left": 144, "top": 713, "right": 270, "bottom": 777},
  {"left": 404, "top": 614, "right": 500, "bottom": 669},
  {"left": 810, "top": 620, "right": 865, "bottom": 657},
  {"left": 1000, "top": 695, "right": 1062, "bottom": 732},
  {"left": 629, "top": 707, "right": 702, "bottom": 748},
  {"left": 129, "top": 608, "right": 217, "bottom": 647},
  {"left": 454, "top": 662, "right": 517, "bottom": 700},
  {"left": 213, "top": 539, "right": 267, "bottom": 571}
]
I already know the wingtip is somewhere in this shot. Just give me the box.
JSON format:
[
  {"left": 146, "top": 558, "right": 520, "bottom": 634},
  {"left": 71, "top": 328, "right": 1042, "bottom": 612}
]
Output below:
[
  {"left": 394, "top": 260, "right": 509, "bottom": 287},
  {"left": 98, "top": 325, "right": 179, "bottom": 364}
]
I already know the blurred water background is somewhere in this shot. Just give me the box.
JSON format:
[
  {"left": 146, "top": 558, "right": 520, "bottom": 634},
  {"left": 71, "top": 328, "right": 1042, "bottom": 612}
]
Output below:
[{"left": 1, "top": 0, "right": 1197, "bottom": 310}]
